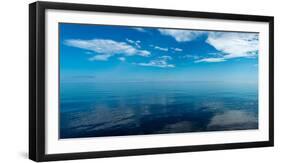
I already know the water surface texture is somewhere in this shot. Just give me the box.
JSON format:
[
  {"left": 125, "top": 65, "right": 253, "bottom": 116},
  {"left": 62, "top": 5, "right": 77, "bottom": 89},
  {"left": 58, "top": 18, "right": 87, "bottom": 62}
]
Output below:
[{"left": 60, "top": 81, "right": 258, "bottom": 139}]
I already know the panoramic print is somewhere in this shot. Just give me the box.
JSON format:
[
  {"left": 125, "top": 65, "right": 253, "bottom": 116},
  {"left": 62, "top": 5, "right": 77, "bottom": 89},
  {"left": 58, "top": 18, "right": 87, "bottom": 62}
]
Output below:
[{"left": 59, "top": 23, "right": 259, "bottom": 139}]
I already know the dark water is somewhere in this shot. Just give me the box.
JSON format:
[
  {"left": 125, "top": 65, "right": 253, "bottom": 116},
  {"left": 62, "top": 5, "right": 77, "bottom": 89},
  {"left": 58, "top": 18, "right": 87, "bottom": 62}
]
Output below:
[{"left": 59, "top": 81, "right": 258, "bottom": 139}]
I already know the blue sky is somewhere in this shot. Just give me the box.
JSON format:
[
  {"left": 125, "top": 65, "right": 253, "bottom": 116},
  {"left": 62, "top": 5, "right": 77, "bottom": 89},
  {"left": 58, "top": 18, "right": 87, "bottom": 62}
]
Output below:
[{"left": 60, "top": 23, "right": 258, "bottom": 83}]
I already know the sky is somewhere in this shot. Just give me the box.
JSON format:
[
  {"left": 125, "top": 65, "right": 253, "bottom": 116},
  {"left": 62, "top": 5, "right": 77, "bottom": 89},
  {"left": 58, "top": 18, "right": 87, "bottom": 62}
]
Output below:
[{"left": 59, "top": 23, "right": 259, "bottom": 83}]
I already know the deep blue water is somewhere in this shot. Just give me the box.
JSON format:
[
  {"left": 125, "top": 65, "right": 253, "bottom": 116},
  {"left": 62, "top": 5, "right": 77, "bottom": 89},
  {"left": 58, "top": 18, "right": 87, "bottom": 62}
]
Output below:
[{"left": 59, "top": 81, "right": 258, "bottom": 139}]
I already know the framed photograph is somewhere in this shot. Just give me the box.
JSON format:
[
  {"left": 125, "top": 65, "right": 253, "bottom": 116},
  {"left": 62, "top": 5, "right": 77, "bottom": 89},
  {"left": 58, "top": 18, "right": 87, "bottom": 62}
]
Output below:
[{"left": 29, "top": 1, "right": 274, "bottom": 162}]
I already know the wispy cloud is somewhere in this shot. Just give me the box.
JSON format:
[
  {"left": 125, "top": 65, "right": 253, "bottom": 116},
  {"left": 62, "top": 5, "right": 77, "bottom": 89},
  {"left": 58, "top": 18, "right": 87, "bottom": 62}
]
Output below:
[
  {"left": 195, "top": 57, "right": 226, "bottom": 63},
  {"left": 159, "top": 55, "right": 172, "bottom": 60},
  {"left": 126, "top": 38, "right": 141, "bottom": 48},
  {"left": 180, "top": 54, "right": 200, "bottom": 60},
  {"left": 137, "top": 56, "right": 174, "bottom": 68},
  {"left": 171, "top": 47, "right": 183, "bottom": 52},
  {"left": 133, "top": 27, "right": 146, "bottom": 32},
  {"left": 150, "top": 44, "right": 169, "bottom": 51},
  {"left": 206, "top": 32, "right": 259, "bottom": 59},
  {"left": 158, "top": 29, "right": 205, "bottom": 42},
  {"left": 65, "top": 39, "right": 150, "bottom": 61},
  {"left": 195, "top": 32, "right": 259, "bottom": 63},
  {"left": 89, "top": 54, "right": 112, "bottom": 61},
  {"left": 138, "top": 60, "right": 175, "bottom": 68},
  {"left": 155, "top": 46, "right": 168, "bottom": 51}
]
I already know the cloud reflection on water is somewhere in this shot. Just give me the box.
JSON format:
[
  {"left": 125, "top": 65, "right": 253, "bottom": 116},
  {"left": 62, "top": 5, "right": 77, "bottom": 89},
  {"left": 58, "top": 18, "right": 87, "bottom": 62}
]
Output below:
[{"left": 60, "top": 82, "right": 258, "bottom": 139}]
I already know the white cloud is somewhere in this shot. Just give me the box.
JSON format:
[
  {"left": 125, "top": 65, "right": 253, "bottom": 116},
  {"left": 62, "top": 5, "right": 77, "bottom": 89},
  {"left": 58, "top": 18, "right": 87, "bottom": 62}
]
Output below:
[
  {"left": 159, "top": 55, "right": 172, "bottom": 60},
  {"left": 180, "top": 54, "right": 200, "bottom": 60},
  {"left": 194, "top": 32, "right": 259, "bottom": 63},
  {"left": 158, "top": 29, "right": 205, "bottom": 42},
  {"left": 195, "top": 57, "right": 226, "bottom": 63},
  {"left": 126, "top": 38, "right": 134, "bottom": 44},
  {"left": 126, "top": 38, "right": 141, "bottom": 48},
  {"left": 133, "top": 27, "right": 146, "bottom": 32},
  {"left": 206, "top": 32, "right": 258, "bottom": 59},
  {"left": 65, "top": 39, "right": 150, "bottom": 61},
  {"left": 139, "top": 50, "right": 150, "bottom": 56},
  {"left": 154, "top": 46, "right": 168, "bottom": 51},
  {"left": 137, "top": 56, "right": 174, "bottom": 68},
  {"left": 138, "top": 60, "right": 175, "bottom": 68},
  {"left": 118, "top": 57, "right": 126, "bottom": 62},
  {"left": 172, "top": 48, "right": 183, "bottom": 52},
  {"left": 89, "top": 54, "right": 112, "bottom": 61}
]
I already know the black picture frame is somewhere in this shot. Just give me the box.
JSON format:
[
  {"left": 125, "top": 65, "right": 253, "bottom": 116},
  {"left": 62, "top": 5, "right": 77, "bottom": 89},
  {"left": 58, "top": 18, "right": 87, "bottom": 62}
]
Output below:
[{"left": 29, "top": 1, "right": 274, "bottom": 162}]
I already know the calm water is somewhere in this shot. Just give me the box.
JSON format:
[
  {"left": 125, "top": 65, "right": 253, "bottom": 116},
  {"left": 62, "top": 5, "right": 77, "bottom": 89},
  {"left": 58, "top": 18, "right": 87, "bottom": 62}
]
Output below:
[{"left": 59, "top": 81, "right": 258, "bottom": 139}]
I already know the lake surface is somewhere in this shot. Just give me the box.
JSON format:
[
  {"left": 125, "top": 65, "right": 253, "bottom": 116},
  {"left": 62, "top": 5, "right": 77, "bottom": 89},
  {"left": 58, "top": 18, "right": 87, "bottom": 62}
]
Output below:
[{"left": 59, "top": 81, "right": 258, "bottom": 139}]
